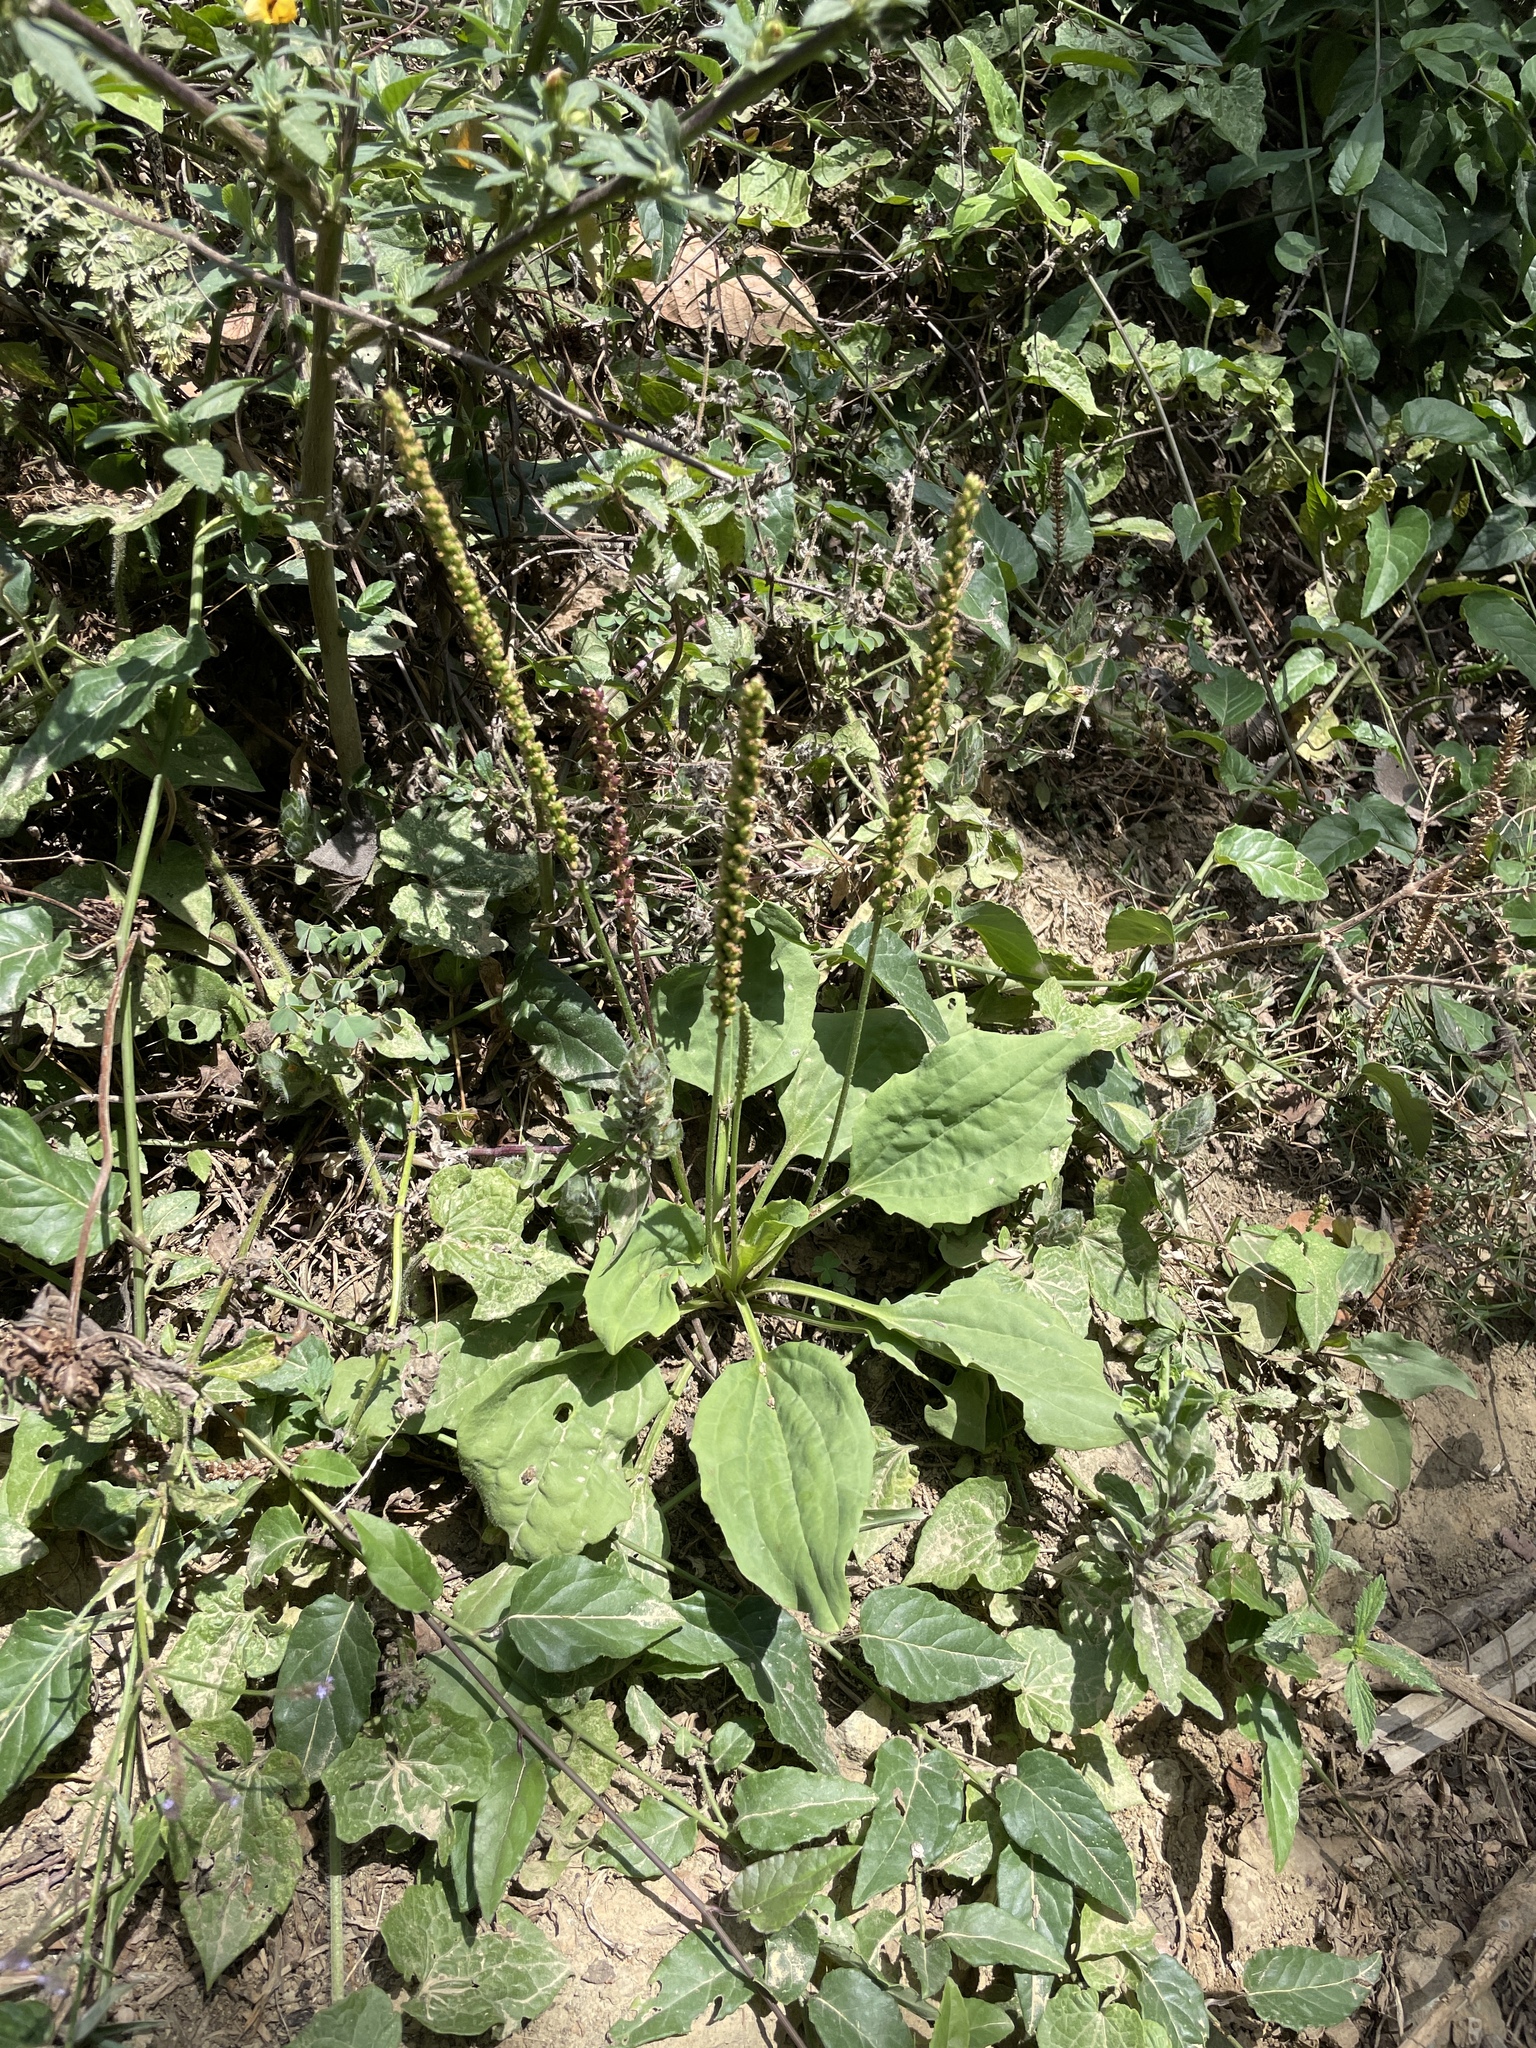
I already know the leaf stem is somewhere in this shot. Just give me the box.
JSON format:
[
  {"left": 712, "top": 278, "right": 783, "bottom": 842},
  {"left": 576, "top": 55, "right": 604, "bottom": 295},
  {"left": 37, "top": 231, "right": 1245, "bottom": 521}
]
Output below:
[{"left": 806, "top": 903, "right": 883, "bottom": 1207}]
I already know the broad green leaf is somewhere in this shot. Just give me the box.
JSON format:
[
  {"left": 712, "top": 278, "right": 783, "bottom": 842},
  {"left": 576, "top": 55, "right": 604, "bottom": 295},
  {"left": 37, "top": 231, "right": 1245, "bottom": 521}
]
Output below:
[
  {"left": 272, "top": 1595, "right": 379, "bottom": 1780},
  {"left": 1171, "top": 502, "right": 1218, "bottom": 563},
  {"left": 908, "top": 1477, "right": 1037, "bottom": 1592},
  {"left": 1360, "top": 1062, "right": 1432, "bottom": 1158},
  {"left": 1015, "top": 330, "right": 1103, "bottom": 416},
  {"left": 1242, "top": 1947, "right": 1382, "bottom": 2028},
  {"left": 161, "top": 1576, "right": 277, "bottom": 1721},
  {"left": 1327, "top": 102, "right": 1383, "bottom": 195},
  {"left": 415, "top": 1309, "right": 561, "bottom": 1435},
  {"left": 943, "top": 1903, "right": 1067, "bottom": 1974},
  {"left": 0, "top": 2003, "right": 51, "bottom": 2047},
  {"left": 502, "top": 1554, "right": 679, "bottom": 1671},
  {"left": 1361, "top": 506, "right": 1430, "bottom": 615},
  {"left": 1193, "top": 667, "right": 1263, "bottom": 729},
  {"left": 593, "top": 1792, "right": 697, "bottom": 1882},
  {"left": 423, "top": 1165, "right": 578, "bottom": 1321},
  {"left": 383, "top": 1878, "right": 567, "bottom": 2035},
  {"left": 0, "top": 1106, "right": 120, "bottom": 1264},
  {"left": 348, "top": 1509, "right": 444, "bottom": 1612},
  {"left": 503, "top": 949, "right": 628, "bottom": 1086},
  {"left": 1133, "top": 1950, "right": 1210, "bottom": 2048},
  {"left": 841, "top": 917, "right": 950, "bottom": 1045},
  {"left": 471, "top": 1731, "right": 546, "bottom": 1912},
  {"left": 726, "top": 1597, "right": 839, "bottom": 1771},
  {"left": 291, "top": 1448, "right": 362, "bottom": 1489},
  {"left": 956, "top": 903, "right": 1044, "bottom": 981},
  {"left": 286, "top": 1986, "right": 401, "bottom": 2048},
  {"left": 729, "top": 1841, "right": 857, "bottom": 1932},
  {"left": 998, "top": 1846, "right": 1075, "bottom": 1951},
  {"left": 1131, "top": 1592, "right": 1188, "bottom": 1708},
  {"left": 1297, "top": 814, "right": 1380, "bottom": 876},
  {"left": 693, "top": 1342, "right": 873, "bottom": 1633},
  {"left": 776, "top": 1007, "right": 928, "bottom": 1163},
  {"left": 1104, "top": 908, "right": 1175, "bottom": 952},
  {"left": 0, "top": 1609, "right": 92, "bottom": 1803},
  {"left": 859, "top": 1585, "right": 1020, "bottom": 1702},
  {"left": 810, "top": 1970, "right": 910, "bottom": 2048},
  {"left": 0, "top": 624, "right": 211, "bottom": 800},
  {"left": 733, "top": 1767, "right": 877, "bottom": 1851},
  {"left": 0, "top": 907, "right": 66, "bottom": 1012},
  {"left": 1362, "top": 163, "right": 1445, "bottom": 253},
  {"left": 1327, "top": 1391, "right": 1411, "bottom": 1519},
  {"left": 1212, "top": 828, "right": 1327, "bottom": 903},
  {"left": 1462, "top": 588, "right": 1536, "bottom": 684},
  {"left": 163, "top": 441, "right": 225, "bottom": 492},
  {"left": 1341, "top": 1331, "right": 1475, "bottom": 1401},
  {"left": 323, "top": 1703, "right": 493, "bottom": 1843},
  {"left": 654, "top": 915, "right": 817, "bottom": 1096},
  {"left": 1008, "top": 1627, "right": 1078, "bottom": 1741},
  {"left": 1193, "top": 62, "right": 1264, "bottom": 154},
  {"left": 584, "top": 1200, "right": 709, "bottom": 1353},
  {"left": 932, "top": 1980, "right": 970, "bottom": 2048},
  {"left": 866, "top": 1268, "right": 1123, "bottom": 1448},
  {"left": 848, "top": 1025, "right": 1135, "bottom": 1229},
  {"left": 454, "top": 1344, "right": 667, "bottom": 1559},
  {"left": 1037, "top": 1984, "right": 1149, "bottom": 2048},
  {"left": 999, "top": 1751, "right": 1139, "bottom": 1918},
  {"left": 1402, "top": 398, "right": 1487, "bottom": 445},
  {"left": 611, "top": 1930, "right": 752, "bottom": 2047},
  {"left": 171, "top": 1758, "right": 301, "bottom": 1986},
  {"left": 852, "top": 1738, "right": 965, "bottom": 1905}
]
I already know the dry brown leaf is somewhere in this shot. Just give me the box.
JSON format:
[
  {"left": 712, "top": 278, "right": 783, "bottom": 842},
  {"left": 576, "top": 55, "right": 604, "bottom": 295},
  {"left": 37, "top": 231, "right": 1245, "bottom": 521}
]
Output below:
[{"left": 634, "top": 234, "right": 817, "bottom": 348}]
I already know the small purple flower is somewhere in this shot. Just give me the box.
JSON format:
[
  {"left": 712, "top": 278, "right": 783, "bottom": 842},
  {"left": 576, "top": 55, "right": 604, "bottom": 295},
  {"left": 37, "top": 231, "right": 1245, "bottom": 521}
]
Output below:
[
  {"left": 157, "top": 1793, "right": 179, "bottom": 1817},
  {"left": 311, "top": 1674, "right": 337, "bottom": 1701}
]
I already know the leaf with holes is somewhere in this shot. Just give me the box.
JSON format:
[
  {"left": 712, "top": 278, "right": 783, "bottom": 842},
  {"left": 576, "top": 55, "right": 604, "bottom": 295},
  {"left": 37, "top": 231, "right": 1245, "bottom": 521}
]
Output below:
[
  {"left": 455, "top": 1344, "right": 667, "bottom": 1560},
  {"left": 383, "top": 1877, "right": 567, "bottom": 2034},
  {"left": 999, "top": 1751, "right": 1138, "bottom": 1918},
  {"left": 272, "top": 1596, "right": 379, "bottom": 1782},
  {"left": 0, "top": 1609, "right": 92, "bottom": 1805},
  {"left": 693, "top": 1342, "right": 873, "bottom": 1633},
  {"left": 323, "top": 1704, "right": 493, "bottom": 1843}
]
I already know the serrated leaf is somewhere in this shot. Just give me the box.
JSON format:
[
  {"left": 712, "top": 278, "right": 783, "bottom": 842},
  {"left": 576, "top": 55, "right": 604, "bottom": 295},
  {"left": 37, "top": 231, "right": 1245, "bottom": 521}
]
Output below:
[
  {"left": 1241, "top": 1946, "right": 1381, "bottom": 2027},
  {"left": 693, "top": 1342, "right": 873, "bottom": 1633},
  {"left": 347, "top": 1509, "right": 444, "bottom": 1611},
  {"left": 0, "top": 907, "right": 67, "bottom": 1013},
  {"left": 1343, "top": 1331, "right": 1475, "bottom": 1401},
  {"left": 584, "top": 1200, "right": 709, "bottom": 1353},
  {"left": 776, "top": 1007, "right": 928, "bottom": 1163},
  {"left": 847, "top": 1026, "right": 1132, "bottom": 1228},
  {"left": 810, "top": 1969, "right": 911, "bottom": 2048},
  {"left": 1212, "top": 828, "right": 1327, "bottom": 903},
  {"left": 908, "top": 1477, "right": 1038, "bottom": 1592},
  {"left": 852, "top": 1737, "right": 965, "bottom": 1906},
  {"left": 654, "top": 915, "right": 817, "bottom": 1097},
  {"left": 423, "top": 1165, "right": 579, "bottom": 1321},
  {"left": 172, "top": 1756, "right": 302, "bottom": 1987},
  {"left": 943, "top": 1902, "right": 1068, "bottom": 1974},
  {"left": 0, "top": 1106, "right": 120, "bottom": 1264},
  {"left": 383, "top": 1878, "right": 567, "bottom": 2034},
  {"left": 733, "top": 1767, "right": 877, "bottom": 1851},
  {"left": 729, "top": 1841, "right": 857, "bottom": 1932},
  {"left": 323, "top": 1703, "right": 493, "bottom": 1842},
  {"left": 859, "top": 1585, "right": 1020, "bottom": 1702},
  {"left": 866, "top": 1268, "right": 1123, "bottom": 1449},
  {"left": 611, "top": 1929, "right": 752, "bottom": 2047},
  {"left": 1361, "top": 506, "right": 1430, "bottom": 615},
  {"left": 0, "top": 1608, "right": 92, "bottom": 1803},
  {"left": 271, "top": 1596, "right": 379, "bottom": 1781},
  {"left": 286, "top": 1986, "right": 401, "bottom": 2048},
  {"left": 999, "top": 1751, "right": 1138, "bottom": 1918},
  {"left": 454, "top": 1344, "right": 667, "bottom": 1560},
  {"left": 501, "top": 1554, "right": 679, "bottom": 1671}
]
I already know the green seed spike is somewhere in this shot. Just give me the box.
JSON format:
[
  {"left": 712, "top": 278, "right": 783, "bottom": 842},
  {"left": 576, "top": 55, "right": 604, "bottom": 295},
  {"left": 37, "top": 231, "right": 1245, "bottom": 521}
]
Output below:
[
  {"left": 380, "top": 388, "right": 579, "bottom": 872},
  {"left": 870, "top": 472, "right": 984, "bottom": 908},
  {"left": 712, "top": 675, "right": 769, "bottom": 1023}
]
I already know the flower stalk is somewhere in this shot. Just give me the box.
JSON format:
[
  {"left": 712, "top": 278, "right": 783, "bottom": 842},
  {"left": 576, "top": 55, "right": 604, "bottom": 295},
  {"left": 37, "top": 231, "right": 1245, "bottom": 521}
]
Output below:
[{"left": 707, "top": 676, "right": 768, "bottom": 1253}]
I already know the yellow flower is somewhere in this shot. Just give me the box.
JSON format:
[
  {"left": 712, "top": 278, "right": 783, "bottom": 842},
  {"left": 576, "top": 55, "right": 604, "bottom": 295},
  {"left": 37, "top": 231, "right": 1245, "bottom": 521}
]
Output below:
[{"left": 244, "top": 0, "right": 299, "bottom": 23}]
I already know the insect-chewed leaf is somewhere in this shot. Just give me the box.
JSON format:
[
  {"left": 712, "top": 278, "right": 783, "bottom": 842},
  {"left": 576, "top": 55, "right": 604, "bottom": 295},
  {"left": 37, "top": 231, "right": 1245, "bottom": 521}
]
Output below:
[
  {"left": 383, "top": 1876, "right": 568, "bottom": 2034},
  {"left": 610, "top": 1929, "right": 752, "bottom": 2048},
  {"left": 285, "top": 1986, "right": 401, "bottom": 2048},
  {"left": 501, "top": 1554, "right": 680, "bottom": 1671},
  {"left": 858, "top": 1585, "right": 1021, "bottom": 1702},
  {"left": 846, "top": 1026, "right": 1133, "bottom": 1229},
  {"left": 733, "top": 1767, "right": 877, "bottom": 1852},
  {"left": 1241, "top": 1946, "right": 1382, "bottom": 2028},
  {"left": 851, "top": 1737, "right": 965, "bottom": 1906},
  {"left": 272, "top": 1595, "right": 379, "bottom": 1781},
  {"left": 322, "top": 1703, "right": 493, "bottom": 1843},
  {"left": 0, "top": 1608, "right": 92, "bottom": 1804},
  {"left": 170, "top": 1755, "right": 304, "bottom": 1987},
  {"left": 998, "top": 1751, "right": 1139, "bottom": 1919},
  {"left": 693, "top": 1342, "right": 873, "bottom": 1634},
  {"left": 422, "top": 1164, "right": 579, "bottom": 1321},
  {"left": 455, "top": 1344, "right": 667, "bottom": 1560}
]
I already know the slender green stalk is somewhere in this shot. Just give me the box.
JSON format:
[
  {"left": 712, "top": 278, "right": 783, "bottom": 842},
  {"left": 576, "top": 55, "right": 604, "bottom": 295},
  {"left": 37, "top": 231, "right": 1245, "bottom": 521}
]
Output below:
[
  {"left": 386, "top": 1091, "right": 419, "bottom": 1333},
  {"left": 115, "top": 772, "right": 166, "bottom": 1339},
  {"left": 328, "top": 1804, "right": 347, "bottom": 2000},
  {"left": 704, "top": 677, "right": 767, "bottom": 1258},
  {"left": 807, "top": 477, "right": 982, "bottom": 1206}
]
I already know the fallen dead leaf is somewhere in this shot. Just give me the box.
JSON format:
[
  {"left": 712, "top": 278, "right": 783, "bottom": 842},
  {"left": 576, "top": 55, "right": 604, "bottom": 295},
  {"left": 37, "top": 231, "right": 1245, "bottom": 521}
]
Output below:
[{"left": 634, "top": 233, "right": 817, "bottom": 349}]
